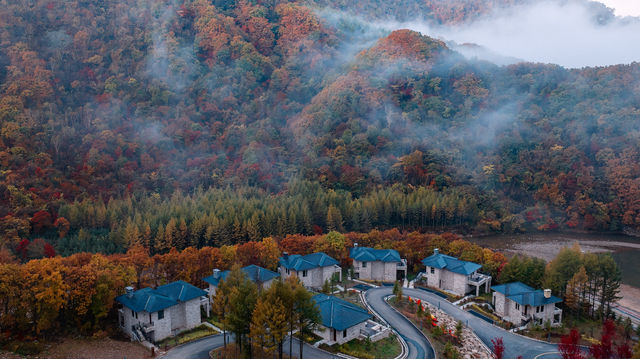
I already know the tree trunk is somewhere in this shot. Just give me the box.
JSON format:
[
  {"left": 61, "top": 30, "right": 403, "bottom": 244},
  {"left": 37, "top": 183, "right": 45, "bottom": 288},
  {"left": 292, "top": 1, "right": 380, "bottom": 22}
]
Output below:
[{"left": 299, "top": 334, "right": 304, "bottom": 359}]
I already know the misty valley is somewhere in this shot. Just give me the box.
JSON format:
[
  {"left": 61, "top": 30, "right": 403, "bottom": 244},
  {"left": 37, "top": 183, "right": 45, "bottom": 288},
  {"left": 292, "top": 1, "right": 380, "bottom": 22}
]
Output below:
[{"left": 0, "top": 0, "right": 639, "bottom": 358}]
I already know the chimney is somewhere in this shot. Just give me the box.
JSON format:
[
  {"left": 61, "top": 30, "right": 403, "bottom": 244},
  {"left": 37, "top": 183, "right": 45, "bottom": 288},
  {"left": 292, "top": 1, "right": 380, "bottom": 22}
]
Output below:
[
  {"left": 283, "top": 252, "right": 289, "bottom": 260},
  {"left": 125, "top": 286, "right": 134, "bottom": 299},
  {"left": 213, "top": 269, "right": 220, "bottom": 279},
  {"left": 354, "top": 242, "right": 358, "bottom": 247},
  {"left": 544, "top": 289, "right": 551, "bottom": 299},
  {"left": 434, "top": 248, "right": 439, "bottom": 255}
]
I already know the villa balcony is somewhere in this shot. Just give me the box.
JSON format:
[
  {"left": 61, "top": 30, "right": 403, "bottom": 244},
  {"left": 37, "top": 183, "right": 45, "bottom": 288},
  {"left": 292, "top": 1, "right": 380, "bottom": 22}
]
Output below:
[
  {"left": 467, "top": 272, "right": 491, "bottom": 285},
  {"left": 141, "top": 322, "right": 155, "bottom": 333}
]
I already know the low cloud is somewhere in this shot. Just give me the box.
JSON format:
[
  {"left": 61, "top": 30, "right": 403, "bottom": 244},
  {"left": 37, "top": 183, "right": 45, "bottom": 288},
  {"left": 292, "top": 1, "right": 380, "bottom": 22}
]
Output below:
[{"left": 376, "top": 0, "right": 640, "bottom": 68}]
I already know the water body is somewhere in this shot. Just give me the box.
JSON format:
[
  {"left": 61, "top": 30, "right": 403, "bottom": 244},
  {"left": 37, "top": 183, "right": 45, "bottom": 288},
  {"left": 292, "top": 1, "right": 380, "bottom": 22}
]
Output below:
[{"left": 467, "top": 232, "right": 640, "bottom": 288}]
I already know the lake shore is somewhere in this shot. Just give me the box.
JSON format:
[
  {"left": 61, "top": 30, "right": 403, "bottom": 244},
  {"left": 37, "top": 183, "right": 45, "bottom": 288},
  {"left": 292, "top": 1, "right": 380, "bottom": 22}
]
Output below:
[{"left": 468, "top": 232, "right": 640, "bottom": 320}]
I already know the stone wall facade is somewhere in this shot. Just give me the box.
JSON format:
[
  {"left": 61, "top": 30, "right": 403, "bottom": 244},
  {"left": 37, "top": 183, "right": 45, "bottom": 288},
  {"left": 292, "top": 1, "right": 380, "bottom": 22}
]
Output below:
[
  {"left": 353, "top": 260, "right": 401, "bottom": 282},
  {"left": 492, "top": 292, "right": 562, "bottom": 327},
  {"left": 424, "top": 267, "right": 470, "bottom": 296},
  {"left": 118, "top": 298, "right": 203, "bottom": 343},
  {"left": 280, "top": 265, "right": 341, "bottom": 289},
  {"left": 314, "top": 321, "right": 367, "bottom": 345}
]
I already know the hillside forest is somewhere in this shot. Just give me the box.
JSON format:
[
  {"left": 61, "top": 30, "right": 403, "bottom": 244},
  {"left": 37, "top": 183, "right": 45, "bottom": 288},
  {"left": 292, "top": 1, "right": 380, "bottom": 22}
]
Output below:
[{"left": 1, "top": 0, "right": 640, "bottom": 260}]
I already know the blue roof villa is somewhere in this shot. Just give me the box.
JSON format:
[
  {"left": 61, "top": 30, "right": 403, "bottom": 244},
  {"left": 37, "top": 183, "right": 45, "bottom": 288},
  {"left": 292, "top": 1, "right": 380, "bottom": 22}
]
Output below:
[
  {"left": 492, "top": 282, "right": 563, "bottom": 327},
  {"left": 203, "top": 264, "right": 280, "bottom": 298},
  {"left": 421, "top": 248, "right": 491, "bottom": 296},
  {"left": 350, "top": 244, "right": 407, "bottom": 282},
  {"left": 115, "top": 280, "right": 207, "bottom": 343},
  {"left": 312, "top": 294, "right": 373, "bottom": 345},
  {"left": 279, "top": 252, "right": 342, "bottom": 289}
]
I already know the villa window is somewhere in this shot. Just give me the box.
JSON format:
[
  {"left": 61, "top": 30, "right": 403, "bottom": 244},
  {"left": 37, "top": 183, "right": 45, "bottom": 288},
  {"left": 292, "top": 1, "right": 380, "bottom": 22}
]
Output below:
[
  {"left": 302, "top": 270, "right": 308, "bottom": 277},
  {"left": 286, "top": 268, "right": 290, "bottom": 275},
  {"left": 158, "top": 310, "right": 164, "bottom": 320},
  {"left": 540, "top": 305, "right": 544, "bottom": 312},
  {"left": 430, "top": 267, "right": 435, "bottom": 274},
  {"left": 515, "top": 303, "right": 520, "bottom": 310},
  {"left": 343, "top": 330, "right": 347, "bottom": 338},
  {"left": 362, "top": 262, "right": 367, "bottom": 268},
  {"left": 536, "top": 306, "right": 540, "bottom": 313},
  {"left": 131, "top": 309, "right": 135, "bottom": 317}
]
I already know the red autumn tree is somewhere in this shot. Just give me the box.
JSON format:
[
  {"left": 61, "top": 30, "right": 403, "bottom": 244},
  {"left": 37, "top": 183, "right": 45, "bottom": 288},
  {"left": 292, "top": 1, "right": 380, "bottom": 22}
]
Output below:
[
  {"left": 492, "top": 337, "right": 505, "bottom": 359},
  {"left": 590, "top": 320, "right": 632, "bottom": 359},
  {"left": 560, "top": 328, "right": 584, "bottom": 359}
]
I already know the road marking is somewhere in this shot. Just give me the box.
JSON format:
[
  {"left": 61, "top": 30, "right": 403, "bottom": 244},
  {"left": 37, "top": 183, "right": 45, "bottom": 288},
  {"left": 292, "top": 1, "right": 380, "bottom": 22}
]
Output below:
[{"left": 534, "top": 351, "right": 560, "bottom": 359}]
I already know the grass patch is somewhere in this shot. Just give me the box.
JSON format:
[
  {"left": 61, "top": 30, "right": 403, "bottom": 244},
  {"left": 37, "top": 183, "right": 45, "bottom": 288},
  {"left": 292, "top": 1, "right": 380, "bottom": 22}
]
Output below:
[
  {"left": 470, "top": 304, "right": 502, "bottom": 323},
  {"left": 521, "top": 315, "right": 604, "bottom": 345},
  {"left": 206, "top": 315, "right": 224, "bottom": 329},
  {"left": 319, "top": 335, "right": 401, "bottom": 359},
  {"left": 414, "top": 283, "right": 460, "bottom": 302},
  {"left": 294, "top": 331, "right": 324, "bottom": 345},
  {"left": 157, "top": 324, "right": 218, "bottom": 349}
]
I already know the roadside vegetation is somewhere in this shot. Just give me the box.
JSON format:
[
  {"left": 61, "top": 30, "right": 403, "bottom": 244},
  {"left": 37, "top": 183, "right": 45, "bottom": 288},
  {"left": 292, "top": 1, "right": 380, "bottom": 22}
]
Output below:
[
  {"left": 156, "top": 324, "right": 218, "bottom": 350},
  {"left": 319, "top": 335, "right": 402, "bottom": 359}
]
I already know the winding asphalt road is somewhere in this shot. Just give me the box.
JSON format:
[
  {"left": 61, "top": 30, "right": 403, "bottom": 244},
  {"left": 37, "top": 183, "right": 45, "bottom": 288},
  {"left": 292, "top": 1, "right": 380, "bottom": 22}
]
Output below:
[
  {"left": 160, "top": 333, "right": 340, "bottom": 359},
  {"left": 401, "top": 287, "right": 562, "bottom": 359},
  {"left": 365, "top": 288, "right": 435, "bottom": 359},
  {"left": 161, "top": 286, "right": 562, "bottom": 359}
]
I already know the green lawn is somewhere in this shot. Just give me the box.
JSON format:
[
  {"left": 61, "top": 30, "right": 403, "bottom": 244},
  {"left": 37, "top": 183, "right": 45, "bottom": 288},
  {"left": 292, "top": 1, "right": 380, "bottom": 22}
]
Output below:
[
  {"left": 157, "top": 324, "right": 218, "bottom": 349},
  {"left": 320, "top": 335, "right": 402, "bottom": 359}
]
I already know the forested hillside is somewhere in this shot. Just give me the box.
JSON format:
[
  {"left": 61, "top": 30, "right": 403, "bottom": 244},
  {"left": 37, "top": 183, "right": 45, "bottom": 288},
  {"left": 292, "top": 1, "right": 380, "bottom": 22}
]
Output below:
[{"left": 1, "top": 0, "right": 640, "bottom": 260}]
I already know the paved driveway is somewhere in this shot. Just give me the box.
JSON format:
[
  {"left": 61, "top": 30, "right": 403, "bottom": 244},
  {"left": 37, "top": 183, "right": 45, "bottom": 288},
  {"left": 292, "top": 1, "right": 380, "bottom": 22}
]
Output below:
[
  {"left": 403, "top": 288, "right": 562, "bottom": 359},
  {"left": 365, "top": 287, "right": 436, "bottom": 359},
  {"left": 160, "top": 333, "right": 341, "bottom": 359}
]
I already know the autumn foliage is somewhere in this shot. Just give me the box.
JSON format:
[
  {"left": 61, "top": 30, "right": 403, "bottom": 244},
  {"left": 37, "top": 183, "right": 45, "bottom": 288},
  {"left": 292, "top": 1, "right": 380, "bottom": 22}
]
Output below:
[{"left": 0, "top": 229, "right": 504, "bottom": 340}]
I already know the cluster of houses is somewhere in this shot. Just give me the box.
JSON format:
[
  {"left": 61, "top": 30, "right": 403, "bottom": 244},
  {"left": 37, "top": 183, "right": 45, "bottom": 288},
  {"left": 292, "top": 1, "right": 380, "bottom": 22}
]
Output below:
[{"left": 116, "top": 245, "right": 563, "bottom": 344}]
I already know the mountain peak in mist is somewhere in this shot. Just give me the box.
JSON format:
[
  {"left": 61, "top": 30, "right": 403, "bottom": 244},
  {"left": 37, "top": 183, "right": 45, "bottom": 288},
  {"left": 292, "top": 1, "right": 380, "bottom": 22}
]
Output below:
[{"left": 358, "top": 29, "right": 450, "bottom": 64}]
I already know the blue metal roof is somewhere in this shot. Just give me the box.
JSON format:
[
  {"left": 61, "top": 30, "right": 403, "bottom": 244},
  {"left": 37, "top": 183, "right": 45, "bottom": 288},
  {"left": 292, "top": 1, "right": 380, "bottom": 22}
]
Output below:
[
  {"left": 421, "top": 251, "right": 481, "bottom": 275},
  {"left": 155, "top": 280, "right": 207, "bottom": 302},
  {"left": 492, "top": 282, "right": 562, "bottom": 306},
  {"left": 312, "top": 294, "right": 372, "bottom": 331},
  {"left": 203, "top": 265, "right": 280, "bottom": 286},
  {"left": 279, "top": 252, "right": 339, "bottom": 271},
  {"left": 350, "top": 246, "right": 402, "bottom": 263},
  {"left": 115, "top": 281, "right": 206, "bottom": 313}
]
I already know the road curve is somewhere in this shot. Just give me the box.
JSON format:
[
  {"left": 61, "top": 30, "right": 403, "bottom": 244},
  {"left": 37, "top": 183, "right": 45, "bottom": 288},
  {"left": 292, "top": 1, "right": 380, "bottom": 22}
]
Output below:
[
  {"left": 365, "top": 287, "right": 436, "bottom": 359},
  {"left": 403, "top": 288, "right": 562, "bottom": 359},
  {"left": 159, "top": 333, "right": 339, "bottom": 359},
  {"left": 161, "top": 286, "right": 562, "bottom": 359}
]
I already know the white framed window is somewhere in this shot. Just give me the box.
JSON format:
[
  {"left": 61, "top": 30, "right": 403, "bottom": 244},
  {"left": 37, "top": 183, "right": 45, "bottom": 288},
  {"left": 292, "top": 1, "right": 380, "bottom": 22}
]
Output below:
[
  {"left": 430, "top": 267, "right": 435, "bottom": 274},
  {"left": 302, "top": 270, "right": 308, "bottom": 277},
  {"left": 158, "top": 310, "right": 164, "bottom": 320},
  {"left": 362, "top": 262, "right": 367, "bottom": 268},
  {"left": 515, "top": 303, "right": 520, "bottom": 310}
]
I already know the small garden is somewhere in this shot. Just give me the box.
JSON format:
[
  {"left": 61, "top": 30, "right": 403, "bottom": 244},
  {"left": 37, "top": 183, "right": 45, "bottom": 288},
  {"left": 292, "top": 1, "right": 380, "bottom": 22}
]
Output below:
[
  {"left": 157, "top": 324, "right": 218, "bottom": 350},
  {"left": 319, "top": 335, "right": 402, "bottom": 359},
  {"left": 389, "top": 284, "right": 490, "bottom": 359}
]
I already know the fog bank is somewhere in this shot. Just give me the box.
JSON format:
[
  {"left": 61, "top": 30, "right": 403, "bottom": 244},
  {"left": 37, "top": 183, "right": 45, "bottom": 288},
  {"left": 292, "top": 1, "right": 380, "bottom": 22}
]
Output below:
[{"left": 379, "top": 0, "right": 640, "bottom": 68}]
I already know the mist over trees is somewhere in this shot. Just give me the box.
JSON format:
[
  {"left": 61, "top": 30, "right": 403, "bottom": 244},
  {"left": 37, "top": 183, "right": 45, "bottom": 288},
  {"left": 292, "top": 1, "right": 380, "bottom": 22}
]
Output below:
[{"left": 1, "top": 0, "right": 640, "bottom": 261}]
